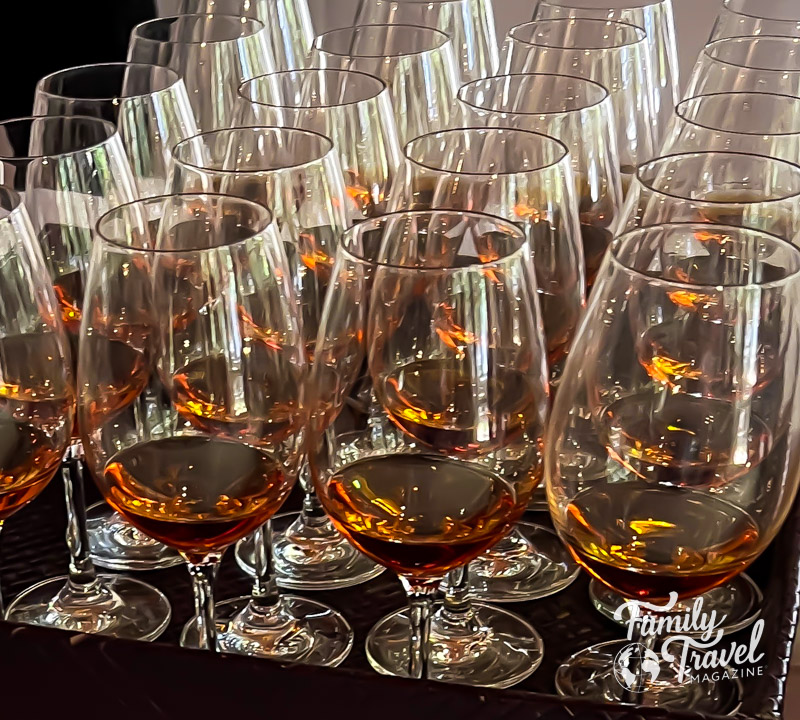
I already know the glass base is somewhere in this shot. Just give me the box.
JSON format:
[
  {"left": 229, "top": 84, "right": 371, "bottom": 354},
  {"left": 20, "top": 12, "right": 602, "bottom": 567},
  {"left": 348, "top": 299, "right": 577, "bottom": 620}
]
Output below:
[
  {"left": 469, "top": 522, "right": 580, "bottom": 603},
  {"left": 365, "top": 601, "right": 543, "bottom": 688},
  {"left": 555, "top": 639, "right": 742, "bottom": 714},
  {"left": 235, "top": 511, "right": 384, "bottom": 590},
  {"left": 87, "top": 502, "right": 183, "bottom": 571},
  {"left": 5, "top": 574, "right": 171, "bottom": 640},
  {"left": 589, "top": 574, "right": 762, "bottom": 636},
  {"left": 181, "top": 594, "right": 353, "bottom": 666},
  {"left": 527, "top": 486, "right": 548, "bottom": 512}
]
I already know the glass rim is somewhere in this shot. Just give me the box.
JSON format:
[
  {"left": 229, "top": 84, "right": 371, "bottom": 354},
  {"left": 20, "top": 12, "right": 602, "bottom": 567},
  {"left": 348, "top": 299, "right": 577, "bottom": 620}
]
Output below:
[
  {"left": 610, "top": 222, "right": 800, "bottom": 289},
  {"left": 537, "top": 0, "right": 667, "bottom": 10},
  {"left": 340, "top": 209, "right": 529, "bottom": 272},
  {"left": 0, "top": 115, "right": 119, "bottom": 161},
  {"left": 96, "top": 192, "right": 274, "bottom": 254},
  {"left": 35, "top": 62, "right": 183, "bottom": 102},
  {"left": 171, "top": 126, "right": 335, "bottom": 174},
  {"left": 238, "top": 69, "right": 388, "bottom": 109},
  {"left": 702, "top": 35, "right": 800, "bottom": 72},
  {"left": 509, "top": 18, "right": 647, "bottom": 50},
  {"left": 676, "top": 91, "right": 800, "bottom": 137},
  {"left": 312, "top": 24, "right": 451, "bottom": 58},
  {"left": 130, "top": 14, "right": 266, "bottom": 46},
  {"left": 721, "top": 0, "right": 800, "bottom": 23},
  {"left": 457, "top": 73, "right": 609, "bottom": 115},
  {"left": 636, "top": 151, "right": 800, "bottom": 204},
  {"left": 403, "top": 127, "right": 569, "bottom": 176}
]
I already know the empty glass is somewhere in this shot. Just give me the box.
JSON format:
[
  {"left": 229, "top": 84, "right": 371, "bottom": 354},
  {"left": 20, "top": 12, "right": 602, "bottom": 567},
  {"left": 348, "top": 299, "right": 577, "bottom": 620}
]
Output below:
[
  {"left": 710, "top": 0, "right": 800, "bottom": 41},
  {"left": 127, "top": 14, "right": 275, "bottom": 131},
  {"left": 310, "top": 24, "right": 460, "bottom": 145},
  {"left": 352, "top": 0, "right": 499, "bottom": 82},
  {"left": 502, "top": 18, "right": 657, "bottom": 180},
  {"left": 457, "top": 73, "right": 623, "bottom": 289},
  {"left": 238, "top": 69, "right": 402, "bottom": 218}
]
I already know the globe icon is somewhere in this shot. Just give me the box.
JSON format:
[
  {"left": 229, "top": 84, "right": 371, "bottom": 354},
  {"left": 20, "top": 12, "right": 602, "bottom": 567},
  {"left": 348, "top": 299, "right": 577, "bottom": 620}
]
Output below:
[{"left": 613, "top": 642, "right": 661, "bottom": 691}]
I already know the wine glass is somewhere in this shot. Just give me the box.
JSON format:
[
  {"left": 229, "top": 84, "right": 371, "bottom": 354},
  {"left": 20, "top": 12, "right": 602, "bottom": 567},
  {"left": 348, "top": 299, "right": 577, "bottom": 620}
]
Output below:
[
  {"left": 127, "top": 13, "right": 276, "bottom": 131},
  {"left": 685, "top": 36, "right": 800, "bottom": 97},
  {"left": 168, "top": 127, "right": 360, "bottom": 662},
  {"left": 33, "top": 62, "right": 198, "bottom": 198},
  {"left": 532, "top": 0, "right": 680, "bottom": 143},
  {"left": 618, "top": 151, "right": 800, "bottom": 243},
  {"left": 352, "top": 0, "right": 499, "bottom": 82},
  {"left": 80, "top": 193, "right": 305, "bottom": 653},
  {"left": 0, "top": 187, "right": 74, "bottom": 618},
  {"left": 1, "top": 116, "right": 172, "bottom": 640},
  {"left": 501, "top": 18, "right": 657, "bottom": 184},
  {"left": 238, "top": 69, "right": 402, "bottom": 219},
  {"left": 457, "top": 73, "right": 623, "bottom": 291},
  {"left": 154, "top": 0, "right": 314, "bottom": 70},
  {"left": 660, "top": 92, "right": 800, "bottom": 162},
  {"left": 309, "top": 209, "right": 549, "bottom": 685},
  {"left": 310, "top": 24, "right": 460, "bottom": 145},
  {"left": 710, "top": 0, "right": 800, "bottom": 41},
  {"left": 547, "top": 222, "right": 800, "bottom": 712}
]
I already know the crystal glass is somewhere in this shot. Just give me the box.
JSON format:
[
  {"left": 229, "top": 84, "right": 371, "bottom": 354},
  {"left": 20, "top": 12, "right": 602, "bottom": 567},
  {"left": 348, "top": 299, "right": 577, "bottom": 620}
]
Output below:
[
  {"left": 710, "top": 0, "right": 800, "bottom": 41},
  {"left": 155, "top": 0, "right": 314, "bottom": 69},
  {"left": 80, "top": 193, "right": 304, "bottom": 653},
  {"left": 457, "top": 73, "right": 623, "bottom": 290},
  {"left": 501, "top": 18, "right": 657, "bottom": 179},
  {"left": 310, "top": 24, "right": 460, "bottom": 145},
  {"left": 309, "top": 209, "right": 549, "bottom": 685},
  {"left": 685, "top": 36, "right": 800, "bottom": 97},
  {"left": 0, "top": 188, "right": 74, "bottom": 618},
  {"left": 1, "top": 116, "right": 172, "bottom": 640},
  {"left": 352, "top": 0, "right": 499, "bottom": 82},
  {"left": 533, "top": 0, "right": 679, "bottom": 143},
  {"left": 169, "top": 128, "right": 358, "bottom": 663},
  {"left": 618, "top": 151, "right": 800, "bottom": 243},
  {"left": 33, "top": 63, "right": 198, "bottom": 198},
  {"left": 660, "top": 92, "right": 800, "bottom": 162},
  {"left": 238, "top": 69, "right": 402, "bottom": 218},
  {"left": 547, "top": 222, "right": 800, "bottom": 712},
  {"left": 127, "top": 14, "right": 275, "bottom": 131}
]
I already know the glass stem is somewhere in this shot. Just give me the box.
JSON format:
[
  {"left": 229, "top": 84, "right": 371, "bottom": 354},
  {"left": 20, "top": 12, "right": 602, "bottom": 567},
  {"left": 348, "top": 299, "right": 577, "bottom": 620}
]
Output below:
[
  {"left": 249, "top": 520, "right": 281, "bottom": 611},
  {"left": 440, "top": 566, "right": 481, "bottom": 631},
  {"left": 187, "top": 560, "right": 219, "bottom": 652},
  {"left": 622, "top": 617, "right": 659, "bottom": 703},
  {"left": 62, "top": 444, "right": 98, "bottom": 591},
  {"left": 399, "top": 577, "right": 439, "bottom": 679}
]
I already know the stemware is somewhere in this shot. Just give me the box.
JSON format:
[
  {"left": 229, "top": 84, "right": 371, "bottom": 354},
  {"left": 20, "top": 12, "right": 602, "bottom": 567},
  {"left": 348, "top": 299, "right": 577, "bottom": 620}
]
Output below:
[
  {"left": 238, "top": 69, "right": 402, "bottom": 218},
  {"left": 310, "top": 24, "right": 460, "bottom": 145},
  {"left": 532, "top": 0, "right": 679, "bottom": 143},
  {"left": 0, "top": 188, "right": 74, "bottom": 617},
  {"left": 501, "top": 18, "right": 657, "bottom": 181},
  {"left": 618, "top": 151, "right": 800, "bottom": 243},
  {"left": 127, "top": 13, "right": 275, "bottom": 131},
  {"left": 168, "top": 127, "right": 361, "bottom": 661},
  {"left": 154, "top": 0, "right": 314, "bottom": 69},
  {"left": 352, "top": 0, "right": 499, "bottom": 82},
  {"left": 1, "top": 116, "right": 172, "bottom": 639},
  {"left": 710, "top": 0, "right": 800, "bottom": 41},
  {"left": 547, "top": 222, "right": 800, "bottom": 712},
  {"left": 80, "top": 193, "right": 305, "bottom": 654},
  {"left": 457, "top": 73, "right": 623, "bottom": 290},
  {"left": 685, "top": 36, "right": 800, "bottom": 97},
  {"left": 309, "top": 209, "right": 549, "bottom": 685},
  {"left": 33, "top": 62, "right": 198, "bottom": 198},
  {"left": 660, "top": 92, "right": 800, "bottom": 162}
]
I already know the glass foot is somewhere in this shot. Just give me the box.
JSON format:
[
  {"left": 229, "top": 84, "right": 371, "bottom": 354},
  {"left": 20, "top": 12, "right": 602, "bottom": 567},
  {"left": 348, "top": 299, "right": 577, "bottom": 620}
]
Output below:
[
  {"left": 5, "top": 574, "right": 171, "bottom": 640},
  {"left": 87, "top": 502, "right": 182, "bottom": 571},
  {"left": 469, "top": 522, "right": 580, "bottom": 603},
  {"left": 555, "top": 639, "right": 743, "bottom": 714},
  {"left": 235, "top": 511, "right": 384, "bottom": 590},
  {"left": 589, "top": 574, "right": 762, "bottom": 636},
  {"left": 181, "top": 594, "right": 353, "bottom": 666},
  {"left": 365, "top": 601, "right": 543, "bottom": 688}
]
